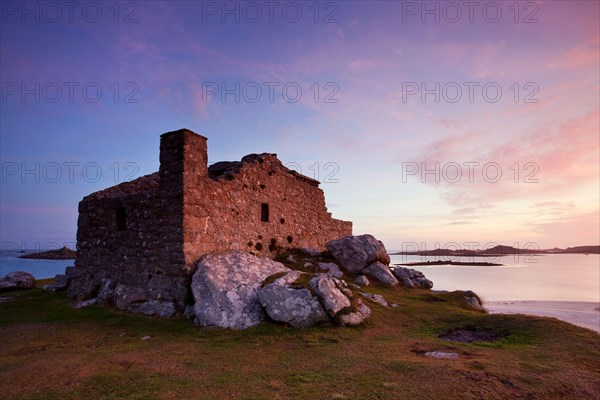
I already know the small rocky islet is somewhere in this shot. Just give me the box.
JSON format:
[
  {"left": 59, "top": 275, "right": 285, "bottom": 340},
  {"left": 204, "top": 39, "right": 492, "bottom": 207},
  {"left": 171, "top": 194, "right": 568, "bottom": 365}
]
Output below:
[{"left": 18, "top": 246, "right": 76, "bottom": 260}]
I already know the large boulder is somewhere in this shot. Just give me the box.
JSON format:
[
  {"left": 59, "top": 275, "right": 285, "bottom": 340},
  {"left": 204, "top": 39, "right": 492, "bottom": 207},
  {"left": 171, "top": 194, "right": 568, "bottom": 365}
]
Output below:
[
  {"left": 363, "top": 261, "right": 398, "bottom": 287},
  {"left": 134, "top": 300, "right": 177, "bottom": 318},
  {"left": 192, "top": 251, "right": 289, "bottom": 329},
  {"left": 73, "top": 298, "right": 98, "bottom": 309},
  {"left": 392, "top": 267, "right": 433, "bottom": 289},
  {"left": 113, "top": 284, "right": 148, "bottom": 311},
  {"left": 361, "top": 292, "right": 389, "bottom": 307},
  {"left": 308, "top": 273, "right": 371, "bottom": 326},
  {"left": 309, "top": 273, "right": 351, "bottom": 317},
  {"left": 258, "top": 271, "right": 328, "bottom": 328},
  {"left": 259, "top": 272, "right": 371, "bottom": 327},
  {"left": 42, "top": 274, "right": 70, "bottom": 292},
  {"left": 464, "top": 290, "right": 484, "bottom": 311},
  {"left": 317, "top": 262, "right": 343, "bottom": 278},
  {"left": 326, "top": 234, "right": 390, "bottom": 273},
  {"left": 354, "top": 275, "right": 370, "bottom": 287},
  {"left": 338, "top": 299, "right": 371, "bottom": 326},
  {"left": 67, "top": 268, "right": 101, "bottom": 301},
  {"left": 325, "top": 234, "right": 397, "bottom": 287},
  {"left": 0, "top": 271, "right": 35, "bottom": 291},
  {"left": 97, "top": 279, "right": 117, "bottom": 305}
]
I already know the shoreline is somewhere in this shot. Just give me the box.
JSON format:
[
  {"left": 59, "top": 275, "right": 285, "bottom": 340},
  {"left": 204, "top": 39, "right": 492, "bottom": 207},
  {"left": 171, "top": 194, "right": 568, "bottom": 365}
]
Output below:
[{"left": 485, "top": 300, "right": 600, "bottom": 333}]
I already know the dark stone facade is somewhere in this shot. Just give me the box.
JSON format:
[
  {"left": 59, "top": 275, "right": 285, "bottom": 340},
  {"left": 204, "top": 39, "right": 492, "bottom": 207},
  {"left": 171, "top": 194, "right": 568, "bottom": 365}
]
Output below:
[{"left": 69, "top": 129, "right": 352, "bottom": 315}]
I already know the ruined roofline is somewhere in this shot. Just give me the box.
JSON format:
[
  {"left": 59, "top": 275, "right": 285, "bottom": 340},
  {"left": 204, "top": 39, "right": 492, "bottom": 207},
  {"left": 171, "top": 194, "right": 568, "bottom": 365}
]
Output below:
[
  {"left": 84, "top": 155, "right": 320, "bottom": 201},
  {"left": 82, "top": 172, "right": 160, "bottom": 201},
  {"left": 286, "top": 169, "right": 320, "bottom": 187},
  {"left": 85, "top": 129, "right": 322, "bottom": 200},
  {"left": 208, "top": 152, "right": 321, "bottom": 187},
  {"left": 161, "top": 128, "right": 319, "bottom": 187}
]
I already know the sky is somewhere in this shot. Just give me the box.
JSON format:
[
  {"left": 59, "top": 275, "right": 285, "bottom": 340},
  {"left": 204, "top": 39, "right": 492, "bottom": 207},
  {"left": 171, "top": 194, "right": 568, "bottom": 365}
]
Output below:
[{"left": 1, "top": 0, "right": 599, "bottom": 252}]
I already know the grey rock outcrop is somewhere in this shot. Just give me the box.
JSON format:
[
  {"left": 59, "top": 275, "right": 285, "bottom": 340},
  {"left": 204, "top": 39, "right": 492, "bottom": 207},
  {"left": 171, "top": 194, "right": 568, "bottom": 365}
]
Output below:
[
  {"left": 325, "top": 235, "right": 398, "bottom": 287},
  {"left": 135, "top": 300, "right": 177, "bottom": 318},
  {"left": 258, "top": 271, "right": 371, "bottom": 327},
  {"left": 338, "top": 299, "right": 371, "bottom": 326},
  {"left": 361, "top": 292, "right": 389, "bottom": 307},
  {"left": 326, "top": 234, "right": 390, "bottom": 273},
  {"left": 191, "top": 251, "right": 289, "bottom": 329},
  {"left": 67, "top": 269, "right": 100, "bottom": 301},
  {"left": 425, "top": 351, "right": 459, "bottom": 359},
  {"left": 464, "top": 290, "right": 484, "bottom": 311},
  {"left": 258, "top": 271, "right": 328, "bottom": 328},
  {"left": 354, "top": 275, "right": 370, "bottom": 287},
  {"left": 114, "top": 284, "right": 148, "bottom": 311},
  {"left": 97, "top": 279, "right": 116, "bottom": 305},
  {"left": 392, "top": 267, "right": 433, "bottom": 289},
  {"left": 363, "top": 261, "right": 398, "bottom": 286},
  {"left": 85, "top": 279, "right": 178, "bottom": 318},
  {"left": 317, "top": 262, "right": 344, "bottom": 278},
  {"left": 0, "top": 271, "right": 35, "bottom": 291},
  {"left": 309, "top": 273, "right": 351, "bottom": 316},
  {"left": 184, "top": 305, "right": 195, "bottom": 319},
  {"left": 43, "top": 274, "right": 70, "bottom": 292},
  {"left": 308, "top": 273, "right": 371, "bottom": 326},
  {"left": 73, "top": 297, "right": 98, "bottom": 309}
]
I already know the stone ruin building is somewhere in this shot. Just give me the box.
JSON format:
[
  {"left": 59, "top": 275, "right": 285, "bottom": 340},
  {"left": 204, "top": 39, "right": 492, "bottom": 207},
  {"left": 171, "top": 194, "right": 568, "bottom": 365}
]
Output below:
[{"left": 67, "top": 129, "right": 352, "bottom": 315}]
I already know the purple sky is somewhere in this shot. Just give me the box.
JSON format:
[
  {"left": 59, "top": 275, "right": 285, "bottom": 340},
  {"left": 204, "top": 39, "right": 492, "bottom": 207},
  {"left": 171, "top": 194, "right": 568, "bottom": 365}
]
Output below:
[{"left": 1, "top": 1, "right": 599, "bottom": 251}]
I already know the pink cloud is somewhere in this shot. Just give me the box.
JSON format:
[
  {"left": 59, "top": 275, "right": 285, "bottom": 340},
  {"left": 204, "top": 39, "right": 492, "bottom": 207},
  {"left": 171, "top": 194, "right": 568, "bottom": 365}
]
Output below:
[
  {"left": 346, "top": 59, "right": 376, "bottom": 72},
  {"left": 113, "top": 35, "right": 152, "bottom": 54},
  {"left": 530, "top": 210, "right": 600, "bottom": 247},
  {"left": 550, "top": 36, "right": 600, "bottom": 70},
  {"left": 406, "top": 109, "right": 599, "bottom": 207}
]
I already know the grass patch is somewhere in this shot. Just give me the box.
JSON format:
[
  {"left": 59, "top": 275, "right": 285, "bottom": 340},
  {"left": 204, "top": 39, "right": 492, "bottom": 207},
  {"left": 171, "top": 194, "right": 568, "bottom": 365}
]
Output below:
[
  {"left": 287, "top": 371, "right": 327, "bottom": 385},
  {"left": 0, "top": 285, "right": 598, "bottom": 399},
  {"left": 291, "top": 273, "right": 314, "bottom": 289},
  {"left": 261, "top": 272, "right": 288, "bottom": 287}
]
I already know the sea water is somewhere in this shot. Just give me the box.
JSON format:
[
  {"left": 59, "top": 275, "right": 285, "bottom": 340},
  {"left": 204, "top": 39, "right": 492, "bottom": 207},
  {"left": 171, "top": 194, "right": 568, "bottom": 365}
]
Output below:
[
  {"left": 0, "top": 249, "right": 73, "bottom": 279},
  {"left": 390, "top": 253, "right": 600, "bottom": 302},
  {"left": 2, "top": 249, "right": 598, "bottom": 303}
]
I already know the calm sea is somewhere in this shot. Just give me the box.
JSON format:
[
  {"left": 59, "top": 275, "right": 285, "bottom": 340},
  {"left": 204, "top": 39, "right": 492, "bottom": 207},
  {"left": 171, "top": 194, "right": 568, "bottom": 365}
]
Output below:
[
  {"left": 0, "top": 250, "right": 73, "bottom": 279},
  {"left": 1, "top": 250, "right": 598, "bottom": 303},
  {"left": 390, "top": 253, "right": 600, "bottom": 302}
]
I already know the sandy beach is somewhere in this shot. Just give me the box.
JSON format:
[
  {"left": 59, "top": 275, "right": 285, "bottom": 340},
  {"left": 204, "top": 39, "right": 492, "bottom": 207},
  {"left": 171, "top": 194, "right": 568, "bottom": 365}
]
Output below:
[{"left": 485, "top": 301, "right": 600, "bottom": 333}]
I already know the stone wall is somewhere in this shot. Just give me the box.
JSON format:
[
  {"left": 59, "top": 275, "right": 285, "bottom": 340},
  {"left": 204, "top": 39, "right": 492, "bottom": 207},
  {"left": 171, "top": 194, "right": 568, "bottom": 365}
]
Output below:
[
  {"left": 185, "top": 152, "right": 352, "bottom": 265},
  {"left": 71, "top": 129, "right": 352, "bottom": 313},
  {"left": 74, "top": 172, "right": 190, "bottom": 309},
  {"left": 155, "top": 129, "right": 352, "bottom": 271}
]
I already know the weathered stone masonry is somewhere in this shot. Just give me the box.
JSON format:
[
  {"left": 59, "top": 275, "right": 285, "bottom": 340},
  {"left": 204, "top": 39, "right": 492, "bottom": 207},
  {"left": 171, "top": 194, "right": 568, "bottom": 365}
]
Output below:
[{"left": 69, "top": 129, "right": 352, "bottom": 314}]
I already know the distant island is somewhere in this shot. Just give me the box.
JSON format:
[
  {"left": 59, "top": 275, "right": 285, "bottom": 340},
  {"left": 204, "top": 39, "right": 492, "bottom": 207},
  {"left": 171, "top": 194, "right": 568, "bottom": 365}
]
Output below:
[
  {"left": 396, "top": 260, "right": 503, "bottom": 267},
  {"left": 391, "top": 244, "right": 600, "bottom": 256},
  {"left": 550, "top": 245, "right": 600, "bottom": 254},
  {"left": 19, "top": 246, "right": 76, "bottom": 260}
]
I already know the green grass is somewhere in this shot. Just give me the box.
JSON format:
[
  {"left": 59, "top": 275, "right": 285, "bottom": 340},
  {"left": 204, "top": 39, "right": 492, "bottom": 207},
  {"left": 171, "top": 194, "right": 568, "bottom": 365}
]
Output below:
[
  {"left": 1, "top": 282, "right": 599, "bottom": 399},
  {"left": 291, "top": 272, "right": 314, "bottom": 289}
]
